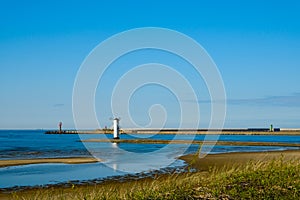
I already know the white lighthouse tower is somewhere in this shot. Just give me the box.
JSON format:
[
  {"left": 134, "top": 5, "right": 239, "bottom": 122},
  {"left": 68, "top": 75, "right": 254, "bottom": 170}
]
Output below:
[{"left": 113, "top": 118, "right": 120, "bottom": 139}]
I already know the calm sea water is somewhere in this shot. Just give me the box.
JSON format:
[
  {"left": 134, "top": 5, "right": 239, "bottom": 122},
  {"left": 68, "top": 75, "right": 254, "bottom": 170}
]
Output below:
[{"left": 0, "top": 130, "right": 299, "bottom": 188}]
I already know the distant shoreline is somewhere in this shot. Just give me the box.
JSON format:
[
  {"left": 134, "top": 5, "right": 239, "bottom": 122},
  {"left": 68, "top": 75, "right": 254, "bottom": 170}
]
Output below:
[{"left": 45, "top": 129, "right": 300, "bottom": 135}]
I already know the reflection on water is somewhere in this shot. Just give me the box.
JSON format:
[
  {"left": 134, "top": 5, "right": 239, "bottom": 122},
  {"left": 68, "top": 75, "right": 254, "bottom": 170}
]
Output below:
[
  {"left": 0, "top": 159, "right": 186, "bottom": 188},
  {"left": 0, "top": 163, "right": 124, "bottom": 188},
  {"left": 0, "top": 130, "right": 300, "bottom": 188},
  {"left": 111, "top": 142, "right": 118, "bottom": 171}
]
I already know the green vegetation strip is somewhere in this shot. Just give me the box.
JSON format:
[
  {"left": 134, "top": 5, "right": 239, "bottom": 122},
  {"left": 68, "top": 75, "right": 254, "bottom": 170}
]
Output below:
[
  {"left": 6, "top": 157, "right": 300, "bottom": 199},
  {"left": 82, "top": 138, "right": 300, "bottom": 147}
]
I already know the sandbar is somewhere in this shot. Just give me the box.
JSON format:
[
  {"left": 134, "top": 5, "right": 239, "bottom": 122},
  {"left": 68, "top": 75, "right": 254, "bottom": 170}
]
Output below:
[
  {"left": 82, "top": 138, "right": 300, "bottom": 147},
  {"left": 0, "top": 157, "right": 100, "bottom": 168}
]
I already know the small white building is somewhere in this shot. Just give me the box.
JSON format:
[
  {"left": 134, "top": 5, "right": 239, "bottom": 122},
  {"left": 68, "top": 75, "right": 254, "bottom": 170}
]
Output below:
[{"left": 113, "top": 118, "right": 120, "bottom": 139}]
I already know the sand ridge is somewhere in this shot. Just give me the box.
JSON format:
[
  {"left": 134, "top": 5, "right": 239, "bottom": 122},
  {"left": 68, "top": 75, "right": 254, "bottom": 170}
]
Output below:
[
  {"left": 180, "top": 150, "right": 300, "bottom": 171},
  {"left": 0, "top": 157, "right": 100, "bottom": 168}
]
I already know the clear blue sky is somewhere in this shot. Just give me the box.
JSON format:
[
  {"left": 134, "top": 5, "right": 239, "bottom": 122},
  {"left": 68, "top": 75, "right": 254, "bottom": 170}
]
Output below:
[{"left": 0, "top": 0, "right": 299, "bottom": 129}]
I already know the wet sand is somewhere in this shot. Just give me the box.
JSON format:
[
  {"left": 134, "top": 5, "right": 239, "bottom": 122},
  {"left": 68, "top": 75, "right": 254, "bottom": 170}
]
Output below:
[
  {"left": 0, "top": 157, "right": 100, "bottom": 168},
  {"left": 180, "top": 150, "right": 300, "bottom": 171}
]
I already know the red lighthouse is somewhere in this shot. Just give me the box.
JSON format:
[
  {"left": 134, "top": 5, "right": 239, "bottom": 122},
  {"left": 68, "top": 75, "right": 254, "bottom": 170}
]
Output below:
[{"left": 58, "top": 122, "right": 62, "bottom": 133}]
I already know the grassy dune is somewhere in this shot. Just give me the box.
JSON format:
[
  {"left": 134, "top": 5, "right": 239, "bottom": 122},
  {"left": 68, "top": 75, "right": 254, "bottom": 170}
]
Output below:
[{"left": 4, "top": 152, "right": 300, "bottom": 200}]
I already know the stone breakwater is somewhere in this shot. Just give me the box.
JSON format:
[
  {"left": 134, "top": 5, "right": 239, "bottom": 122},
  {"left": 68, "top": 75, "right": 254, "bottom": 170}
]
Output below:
[{"left": 45, "top": 129, "right": 300, "bottom": 135}]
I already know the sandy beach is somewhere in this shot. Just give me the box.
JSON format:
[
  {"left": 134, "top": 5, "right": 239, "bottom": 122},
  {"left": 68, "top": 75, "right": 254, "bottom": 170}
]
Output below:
[
  {"left": 180, "top": 150, "right": 300, "bottom": 171},
  {"left": 0, "top": 157, "right": 100, "bottom": 168}
]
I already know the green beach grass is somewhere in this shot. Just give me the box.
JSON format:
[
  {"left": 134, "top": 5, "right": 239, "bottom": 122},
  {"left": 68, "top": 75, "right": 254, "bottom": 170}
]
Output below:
[{"left": 4, "top": 152, "right": 300, "bottom": 200}]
